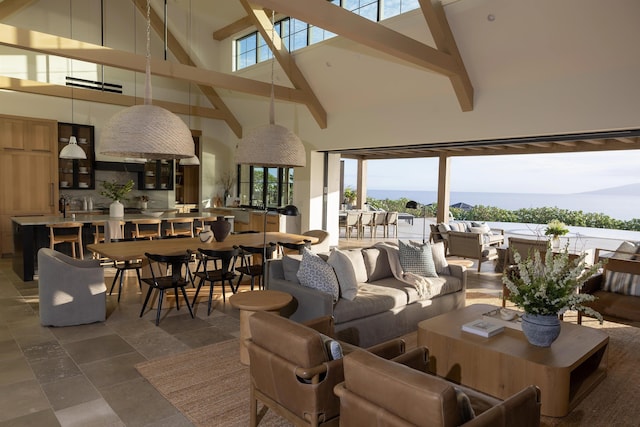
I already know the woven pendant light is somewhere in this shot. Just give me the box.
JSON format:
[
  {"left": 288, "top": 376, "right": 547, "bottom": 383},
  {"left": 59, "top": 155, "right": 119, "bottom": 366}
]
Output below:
[
  {"left": 100, "top": 0, "right": 194, "bottom": 160},
  {"left": 235, "top": 12, "right": 306, "bottom": 168}
]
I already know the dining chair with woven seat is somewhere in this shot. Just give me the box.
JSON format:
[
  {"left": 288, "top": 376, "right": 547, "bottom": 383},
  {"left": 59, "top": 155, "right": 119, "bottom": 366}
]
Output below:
[
  {"left": 340, "top": 212, "right": 360, "bottom": 239},
  {"left": 140, "top": 252, "right": 194, "bottom": 326},
  {"left": 384, "top": 211, "right": 399, "bottom": 238},
  {"left": 47, "top": 221, "right": 84, "bottom": 259},
  {"left": 191, "top": 247, "right": 239, "bottom": 314},
  {"left": 131, "top": 218, "right": 162, "bottom": 240},
  {"left": 358, "top": 211, "right": 375, "bottom": 239},
  {"left": 235, "top": 243, "right": 276, "bottom": 291}
]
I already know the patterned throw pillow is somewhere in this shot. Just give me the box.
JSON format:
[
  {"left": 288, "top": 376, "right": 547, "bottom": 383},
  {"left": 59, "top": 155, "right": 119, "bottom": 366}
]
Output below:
[
  {"left": 297, "top": 248, "right": 340, "bottom": 301},
  {"left": 398, "top": 240, "right": 438, "bottom": 278},
  {"left": 603, "top": 271, "right": 640, "bottom": 296}
]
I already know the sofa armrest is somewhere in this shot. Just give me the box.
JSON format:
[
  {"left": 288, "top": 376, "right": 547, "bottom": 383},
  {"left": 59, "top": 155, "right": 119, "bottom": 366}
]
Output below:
[
  {"left": 463, "top": 385, "right": 541, "bottom": 427},
  {"left": 581, "top": 273, "right": 604, "bottom": 294},
  {"left": 303, "top": 315, "right": 335, "bottom": 338},
  {"left": 266, "top": 276, "right": 334, "bottom": 323}
]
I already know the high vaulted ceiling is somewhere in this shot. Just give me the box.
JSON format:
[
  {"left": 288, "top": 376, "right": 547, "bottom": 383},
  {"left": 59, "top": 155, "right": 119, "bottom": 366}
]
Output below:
[{"left": 1, "top": 0, "right": 639, "bottom": 160}]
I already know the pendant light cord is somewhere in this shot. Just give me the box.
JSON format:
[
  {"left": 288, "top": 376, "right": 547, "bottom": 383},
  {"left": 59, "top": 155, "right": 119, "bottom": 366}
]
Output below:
[
  {"left": 144, "top": 0, "right": 152, "bottom": 106},
  {"left": 269, "top": 10, "right": 275, "bottom": 125}
]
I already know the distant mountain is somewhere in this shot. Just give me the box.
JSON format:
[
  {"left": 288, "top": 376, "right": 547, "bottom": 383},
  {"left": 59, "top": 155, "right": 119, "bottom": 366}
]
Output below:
[{"left": 578, "top": 183, "right": 640, "bottom": 196}]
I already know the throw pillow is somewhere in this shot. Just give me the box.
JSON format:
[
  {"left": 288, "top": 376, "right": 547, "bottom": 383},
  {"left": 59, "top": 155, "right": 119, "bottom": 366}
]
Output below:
[
  {"left": 297, "top": 248, "right": 340, "bottom": 301},
  {"left": 469, "top": 224, "right": 491, "bottom": 234},
  {"left": 362, "top": 248, "right": 393, "bottom": 282},
  {"left": 281, "top": 254, "right": 302, "bottom": 283},
  {"left": 454, "top": 387, "right": 476, "bottom": 422},
  {"left": 398, "top": 240, "right": 438, "bottom": 278},
  {"left": 327, "top": 249, "right": 362, "bottom": 301},
  {"left": 613, "top": 241, "right": 639, "bottom": 260},
  {"left": 319, "top": 333, "right": 343, "bottom": 360},
  {"left": 603, "top": 270, "right": 640, "bottom": 296},
  {"left": 430, "top": 242, "right": 450, "bottom": 275}
]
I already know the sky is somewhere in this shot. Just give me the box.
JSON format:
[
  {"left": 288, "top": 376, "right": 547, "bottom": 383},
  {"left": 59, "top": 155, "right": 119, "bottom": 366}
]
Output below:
[{"left": 342, "top": 150, "right": 640, "bottom": 195}]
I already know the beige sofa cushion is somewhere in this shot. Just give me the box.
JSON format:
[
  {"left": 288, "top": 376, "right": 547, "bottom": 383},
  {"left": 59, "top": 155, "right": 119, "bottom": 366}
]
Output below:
[
  {"left": 362, "top": 247, "right": 393, "bottom": 281},
  {"left": 328, "top": 249, "right": 367, "bottom": 301}
]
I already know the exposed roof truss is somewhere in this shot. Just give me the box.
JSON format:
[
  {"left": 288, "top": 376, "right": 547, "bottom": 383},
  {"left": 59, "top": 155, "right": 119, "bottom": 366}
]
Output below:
[{"left": 336, "top": 130, "right": 640, "bottom": 160}]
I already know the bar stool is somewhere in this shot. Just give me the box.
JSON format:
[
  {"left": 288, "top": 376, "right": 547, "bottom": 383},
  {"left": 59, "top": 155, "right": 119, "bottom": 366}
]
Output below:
[
  {"left": 131, "top": 218, "right": 162, "bottom": 240},
  {"left": 165, "top": 217, "right": 194, "bottom": 237},
  {"left": 92, "top": 221, "right": 126, "bottom": 244},
  {"left": 47, "top": 221, "right": 84, "bottom": 259}
]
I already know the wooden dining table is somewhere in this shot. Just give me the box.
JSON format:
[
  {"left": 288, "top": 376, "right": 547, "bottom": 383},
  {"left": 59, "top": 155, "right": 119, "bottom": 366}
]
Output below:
[{"left": 86, "top": 232, "right": 317, "bottom": 261}]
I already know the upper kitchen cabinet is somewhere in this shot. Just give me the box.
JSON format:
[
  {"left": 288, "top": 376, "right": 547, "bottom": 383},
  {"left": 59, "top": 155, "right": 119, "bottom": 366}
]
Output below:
[
  {"left": 140, "top": 160, "right": 173, "bottom": 190},
  {"left": 58, "top": 122, "right": 95, "bottom": 190}
]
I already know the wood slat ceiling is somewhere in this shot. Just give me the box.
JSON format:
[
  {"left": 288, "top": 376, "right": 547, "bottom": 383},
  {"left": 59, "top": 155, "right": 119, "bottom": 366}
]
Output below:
[{"left": 336, "top": 130, "right": 640, "bottom": 160}]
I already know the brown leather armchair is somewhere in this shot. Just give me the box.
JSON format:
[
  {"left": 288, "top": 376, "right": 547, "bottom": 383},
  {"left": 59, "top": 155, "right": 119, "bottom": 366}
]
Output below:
[
  {"left": 247, "top": 311, "right": 406, "bottom": 427},
  {"left": 334, "top": 348, "right": 541, "bottom": 427}
]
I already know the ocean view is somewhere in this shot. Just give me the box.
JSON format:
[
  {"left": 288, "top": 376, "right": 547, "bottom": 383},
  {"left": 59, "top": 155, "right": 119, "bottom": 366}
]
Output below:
[{"left": 367, "top": 189, "right": 640, "bottom": 221}]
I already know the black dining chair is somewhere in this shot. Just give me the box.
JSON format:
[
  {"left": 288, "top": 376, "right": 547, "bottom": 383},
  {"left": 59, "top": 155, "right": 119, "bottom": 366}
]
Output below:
[
  {"left": 140, "top": 252, "right": 194, "bottom": 326},
  {"left": 234, "top": 243, "right": 276, "bottom": 291},
  {"left": 191, "top": 248, "right": 239, "bottom": 314},
  {"left": 109, "top": 237, "right": 143, "bottom": 302},
  {"left": 277, "top": 239, "right": 312, "bottom": 256}
]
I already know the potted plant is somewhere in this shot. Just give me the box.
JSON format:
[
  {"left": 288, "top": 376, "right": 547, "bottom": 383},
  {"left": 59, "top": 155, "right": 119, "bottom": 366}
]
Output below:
[
  {"left": 544, "top": 219, "right": 569, "bottom": 249},
  {"left": 343, "top": 187, "right": 356, "bottom": 208},
  {"left": 502, "top": 247, "right": 603, "bottom": 347},
  {"left": 100, "top": 179, "right": 134, "bottom": 217}
]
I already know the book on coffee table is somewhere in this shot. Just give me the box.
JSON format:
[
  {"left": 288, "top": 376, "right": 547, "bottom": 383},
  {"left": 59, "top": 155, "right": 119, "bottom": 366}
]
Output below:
[
  {"left": 461, "top": 319, "right": 504, "bottom": 337},
  {"left": 482, "top": 308, "right": 523, "bottom": 331}
]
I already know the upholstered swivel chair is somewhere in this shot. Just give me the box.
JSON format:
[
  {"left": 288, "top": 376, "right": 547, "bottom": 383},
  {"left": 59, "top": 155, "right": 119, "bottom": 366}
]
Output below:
[
  {"left": 334, "top": 349, "right": 542, "bottom": 427},
  {"left": 302, "top": 229, "right": 330, "bottom": 253},
  {"left": 247, "top": 311, "right": 407, "bottom": 427},
  {"left": 38, "top": 248, "right": 106, "bottom": 326}
]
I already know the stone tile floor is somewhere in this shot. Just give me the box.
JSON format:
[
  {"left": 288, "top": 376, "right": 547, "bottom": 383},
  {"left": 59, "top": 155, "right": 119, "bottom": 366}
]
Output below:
[{"left": 0, "top": 237, "right": 503, "bottom": 426}]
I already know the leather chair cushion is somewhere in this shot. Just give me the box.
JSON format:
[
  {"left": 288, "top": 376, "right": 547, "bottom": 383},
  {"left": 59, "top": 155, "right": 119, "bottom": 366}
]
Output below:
[
  {"left": 249, "top": 311, "right": 329, "bottom": 368},
  {"left": 343, "top": 350, "right": 463, "bottom": 426}
]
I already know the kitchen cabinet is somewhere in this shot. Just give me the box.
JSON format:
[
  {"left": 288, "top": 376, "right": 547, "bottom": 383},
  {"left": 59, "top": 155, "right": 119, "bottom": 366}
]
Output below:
[
  {"left": 58, "top": 122, "right": 95, "bottom": 190},
  {"left": 175, "top": 132, "right": 200, "bottom": 204},
  {"left": 0, "top": 114, "right": 57, "bottom": 255},
  {"left": 140, "top": 160, "right": 173, "bottom": 190}
]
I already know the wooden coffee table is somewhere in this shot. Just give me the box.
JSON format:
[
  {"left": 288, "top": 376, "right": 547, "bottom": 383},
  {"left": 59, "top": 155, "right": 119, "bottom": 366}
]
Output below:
[
  {"left": 417, "top": 304, "right": 608, "bottom": 417},
  {"left": 229, "top": 290, "right": 292, "bottom": 365}
]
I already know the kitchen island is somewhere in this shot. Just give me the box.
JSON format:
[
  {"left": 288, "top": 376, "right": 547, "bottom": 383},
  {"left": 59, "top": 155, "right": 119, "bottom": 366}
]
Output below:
[{"left": 11, "top": 211, "right": 232, "bottom": 281}]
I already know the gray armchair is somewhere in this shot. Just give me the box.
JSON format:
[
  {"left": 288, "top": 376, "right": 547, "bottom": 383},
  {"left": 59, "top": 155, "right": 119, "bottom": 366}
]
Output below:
[{"left": 38, "top": 248, "right": 106, "bottom": 327}]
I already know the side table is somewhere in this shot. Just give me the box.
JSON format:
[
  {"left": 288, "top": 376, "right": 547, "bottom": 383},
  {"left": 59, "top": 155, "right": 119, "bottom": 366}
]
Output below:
[{"left": 229, "top": 290, "right": 293, "bottom": 365}]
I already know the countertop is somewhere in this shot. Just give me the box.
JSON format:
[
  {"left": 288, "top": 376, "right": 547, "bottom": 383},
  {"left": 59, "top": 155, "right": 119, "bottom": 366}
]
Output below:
[{"left": 11, "top": 211, "right": 233, "bottom": 226}]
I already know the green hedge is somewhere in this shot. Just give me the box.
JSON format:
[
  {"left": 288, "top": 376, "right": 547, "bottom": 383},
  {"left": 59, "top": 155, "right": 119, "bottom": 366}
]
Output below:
[{"left": 366, "top": 197, "right": 640, "bottom": 232}]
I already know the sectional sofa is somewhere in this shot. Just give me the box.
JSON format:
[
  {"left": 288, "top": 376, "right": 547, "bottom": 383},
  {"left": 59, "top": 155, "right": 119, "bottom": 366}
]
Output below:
[{"left": 266, "top": 242, "right": 467, "bottom": 347}]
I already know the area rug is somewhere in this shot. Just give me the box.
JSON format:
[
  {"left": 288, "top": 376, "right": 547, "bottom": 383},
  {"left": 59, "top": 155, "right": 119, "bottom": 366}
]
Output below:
[
  {"left": 135, "top": 338, "right": 291, "bottom": 427},
  {"left": 137, "top": 294, "right": 640, "bottom": 426}
]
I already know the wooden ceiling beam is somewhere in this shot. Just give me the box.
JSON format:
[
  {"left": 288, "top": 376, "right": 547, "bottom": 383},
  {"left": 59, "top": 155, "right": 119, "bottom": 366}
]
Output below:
[
  {"left": 0, "top": 76, "right": 225, "bottom": 119},
  {"left": 213, "top": 8, "right": 274, "bottom": 40},
  {"left": 0, "top": 23, "right": 307, "bottom": 104},
  {"left": 418, "top": 0, "right": 473, "bottom": 111},
  {"left": 132, "top": 0, "right": 242, "bottom": 137},
  {"left": 0, "top": 0, "right": 37, "bottom": 20},
  {"left": 249, "top": 0, "right": 458, "bottom": 76},
  {"left": 240, "top": 0, "right": 327, "bottom": 129}
]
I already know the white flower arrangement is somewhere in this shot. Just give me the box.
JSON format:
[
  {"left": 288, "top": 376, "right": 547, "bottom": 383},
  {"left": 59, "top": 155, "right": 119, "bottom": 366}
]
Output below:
[{"left": 502, "top": 245, "right": 604, "bottom": 322}]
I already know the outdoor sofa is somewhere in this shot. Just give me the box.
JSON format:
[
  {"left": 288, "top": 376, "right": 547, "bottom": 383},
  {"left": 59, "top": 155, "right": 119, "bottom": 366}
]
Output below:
[{"left": 266, "top": 242, "right": 467, "bottom": 347}]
